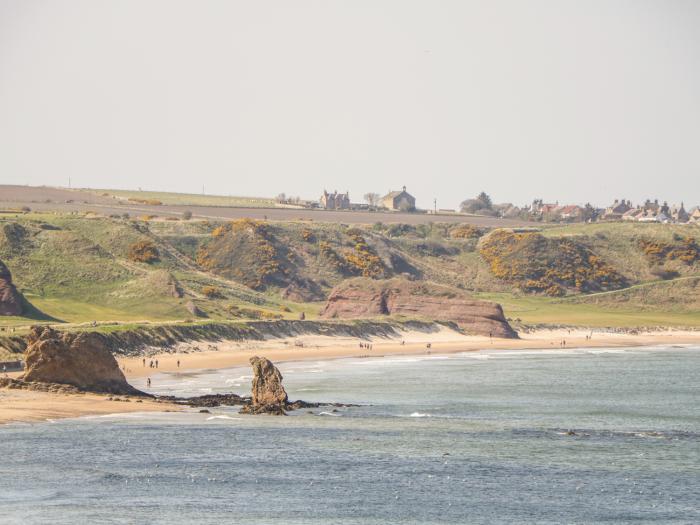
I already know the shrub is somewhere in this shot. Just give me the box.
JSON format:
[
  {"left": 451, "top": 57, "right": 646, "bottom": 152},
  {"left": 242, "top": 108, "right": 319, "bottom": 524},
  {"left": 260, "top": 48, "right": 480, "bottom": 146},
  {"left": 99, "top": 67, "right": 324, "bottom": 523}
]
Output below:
[
  {"left": 639, "top": 237, "right": 699, "bottom": 264},
  {"left": 129, "top": 198, "right": 163, "bottom": 206},
  {"left": 479, "top": 230, "right": 626, "bottom": 294},
  {"left": 301, "top": 229, "right": 315, "bottom": 242},
  {"left": 198, "top": 219, "right": 284, "bottom": 290},
  {"left": 386, "top": 224, "right": 415, "bottom": 237},
  {"left": 319, "top": 241, "right": 352, "bottom": 274},
  {"left": 128, "top": 240, "right": 159, "bottom": 263},
  {"left": 343, "top": 230, "right": 386, "bottom": 278},
  {"left": 182, "top": 210, "right": 192, "bottom": 220},
  {"left": 201, "top": 285, "right": 223, "bottom": 298},
  {"left": 450, "top": 224, "right": 483, "bottom": 239}
]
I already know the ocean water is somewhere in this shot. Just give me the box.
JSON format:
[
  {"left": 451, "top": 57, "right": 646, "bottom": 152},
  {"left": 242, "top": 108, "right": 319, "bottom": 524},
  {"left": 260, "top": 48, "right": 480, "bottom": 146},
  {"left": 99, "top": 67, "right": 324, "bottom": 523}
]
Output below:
[{"left": 1, "top": 346, "right": 699, "bottom": 524}]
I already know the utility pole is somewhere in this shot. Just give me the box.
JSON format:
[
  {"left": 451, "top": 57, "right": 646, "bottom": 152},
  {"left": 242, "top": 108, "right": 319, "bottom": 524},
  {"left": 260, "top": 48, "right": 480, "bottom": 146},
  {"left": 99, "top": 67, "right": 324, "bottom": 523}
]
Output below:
[
  {"left": 68, "top": 176, "right": 71, "bottom": 189},
  {"left": 434, "top": 198, "right": 437, "bottom": 214}
]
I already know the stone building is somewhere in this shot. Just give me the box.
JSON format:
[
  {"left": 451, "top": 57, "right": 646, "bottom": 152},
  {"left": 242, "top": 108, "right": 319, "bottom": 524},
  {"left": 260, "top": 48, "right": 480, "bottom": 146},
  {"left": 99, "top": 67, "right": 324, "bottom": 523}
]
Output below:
[
  {"left": 381, "top": 186, "right": 416, "bottom": 211},
  {"left": 320, "top": 190, "right": 350, "bottom": 210}
]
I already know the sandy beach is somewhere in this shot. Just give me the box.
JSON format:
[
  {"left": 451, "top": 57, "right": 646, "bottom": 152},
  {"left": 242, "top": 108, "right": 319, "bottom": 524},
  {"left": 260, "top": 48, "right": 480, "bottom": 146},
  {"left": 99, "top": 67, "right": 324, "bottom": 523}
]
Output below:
[
  {"left": 116, "top": 327, "right": 700, "bottom": 380},
  {"left": 0, "top": 389, "right": 180, "bottom": 425},
  {"left": 2, "top": 327, "right": 699, "bottom": 426}
]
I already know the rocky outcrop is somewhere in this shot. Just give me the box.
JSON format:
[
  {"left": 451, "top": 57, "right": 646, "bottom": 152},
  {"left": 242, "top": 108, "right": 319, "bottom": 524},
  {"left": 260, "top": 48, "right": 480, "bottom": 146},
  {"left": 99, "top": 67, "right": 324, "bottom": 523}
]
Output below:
[
  {"left": 0, "top": 260, "right": 22, "bottom": 316},
  {"left": 320, "top": 278, "right": 518, "bottom": 338},
  {"left": 240, "top": 356, "right": 288, "bottom": 414},
  {"left": 20, "top": 326, "right": 141, "bottom": 394}
]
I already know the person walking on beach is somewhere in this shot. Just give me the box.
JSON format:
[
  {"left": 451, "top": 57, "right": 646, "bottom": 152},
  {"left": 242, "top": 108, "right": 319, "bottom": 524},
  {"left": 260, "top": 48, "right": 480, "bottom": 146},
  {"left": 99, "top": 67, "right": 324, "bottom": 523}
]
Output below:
[
  {"left": 177, "top": 359, "right": 180, "bottom": 368},
  {"left": 147, "top": 378, "right": 151, "bottom": 388},
  {"left": 142, "top": 358, "right": 146, "bottom": 367},
  {"left": 155, "top": 359, "right": 159, "bottom": 369}
]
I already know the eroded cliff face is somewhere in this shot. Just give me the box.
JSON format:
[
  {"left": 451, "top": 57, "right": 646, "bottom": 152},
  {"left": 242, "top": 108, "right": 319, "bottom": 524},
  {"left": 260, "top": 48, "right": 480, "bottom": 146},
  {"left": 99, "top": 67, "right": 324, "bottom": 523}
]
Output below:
[
  {"left": 320, "top": 278, "right": 518, "bottom": 338},
  {"left": 0, "top": 260, "right": 22, "bottom": 316},
  {"left": 21, "top": 326, "right": 141, "bottom": 394}
]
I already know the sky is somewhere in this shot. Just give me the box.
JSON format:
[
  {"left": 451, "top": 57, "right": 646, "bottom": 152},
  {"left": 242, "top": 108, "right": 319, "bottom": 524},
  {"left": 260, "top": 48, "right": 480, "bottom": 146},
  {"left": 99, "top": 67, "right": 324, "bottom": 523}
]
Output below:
[{"left": 1, "top": 0, "right": 699, "bottom": 210}]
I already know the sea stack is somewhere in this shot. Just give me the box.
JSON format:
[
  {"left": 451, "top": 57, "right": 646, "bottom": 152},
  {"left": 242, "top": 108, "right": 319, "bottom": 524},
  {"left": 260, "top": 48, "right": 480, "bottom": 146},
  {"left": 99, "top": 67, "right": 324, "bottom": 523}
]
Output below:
[
  {"left": 240, "top": 356, "right": 288, "bottom": 415},
  {"left": 21, "top": 326, "right": 142, "bottom": 395}
]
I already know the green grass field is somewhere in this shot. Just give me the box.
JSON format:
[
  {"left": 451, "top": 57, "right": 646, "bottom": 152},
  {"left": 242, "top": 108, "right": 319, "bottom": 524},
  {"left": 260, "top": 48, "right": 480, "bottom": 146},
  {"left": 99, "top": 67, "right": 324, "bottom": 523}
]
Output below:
[
  {"left": 476, "top": 292, "right": 700, "bottom": 327},
  {"left": 89, "top": 188, "right": 276, "bottom": 208}
]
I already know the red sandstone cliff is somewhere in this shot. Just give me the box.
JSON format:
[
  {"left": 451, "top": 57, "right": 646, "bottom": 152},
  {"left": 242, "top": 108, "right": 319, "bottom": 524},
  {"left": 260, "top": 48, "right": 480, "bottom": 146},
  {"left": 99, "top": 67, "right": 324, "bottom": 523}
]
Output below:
[{"left": 320, "top": 278, "right": 518, "bottom": 338}]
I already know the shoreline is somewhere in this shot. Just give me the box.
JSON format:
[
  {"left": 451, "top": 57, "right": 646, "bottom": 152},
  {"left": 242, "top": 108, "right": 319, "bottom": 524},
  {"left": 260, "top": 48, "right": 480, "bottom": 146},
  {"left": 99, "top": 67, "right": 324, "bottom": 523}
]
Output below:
[
  {"left": 0, "top": 390, "right": 181, "bottom": 426},
  {"left": 116, "top": 328, "right": 700, "bottom": 380},
  {"left": 2, "top": 328, "right": 699, "bottom": 426}
]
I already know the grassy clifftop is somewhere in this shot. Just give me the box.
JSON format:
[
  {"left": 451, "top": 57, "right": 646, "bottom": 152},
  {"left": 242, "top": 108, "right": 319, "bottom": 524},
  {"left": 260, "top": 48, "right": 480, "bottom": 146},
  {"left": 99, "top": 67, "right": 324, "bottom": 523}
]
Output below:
[{"left": 0, "top": 212, "right": 698, "bottom": 329}]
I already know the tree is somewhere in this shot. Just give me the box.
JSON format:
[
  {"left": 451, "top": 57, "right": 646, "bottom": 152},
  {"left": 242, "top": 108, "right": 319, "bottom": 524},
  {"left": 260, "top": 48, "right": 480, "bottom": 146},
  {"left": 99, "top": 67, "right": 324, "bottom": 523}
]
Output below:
[
  {"left": 582, "top": 203, "right": 597, "bottom": 222},
  {"left": 364, "top": 192, "right": 381, "bottom": 207},
  {"left": 476, "top": 192, "right": 493, "bottom": 210},
  {"left": 460, "top": 192, "right": 493, "bottom": 214}
]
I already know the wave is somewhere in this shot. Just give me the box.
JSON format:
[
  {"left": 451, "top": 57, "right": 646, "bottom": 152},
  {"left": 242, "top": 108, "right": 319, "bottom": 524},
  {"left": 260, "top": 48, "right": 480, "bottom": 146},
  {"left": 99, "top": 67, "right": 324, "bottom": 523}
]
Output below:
[
  {"left": 206, "top": 415, "right": 242, "bottom": 421},
  {"left": 225, "top": 375, "right": 252, "bottom": 384},
  {"left": 318, "top": 411, "right": 340, "bottom": 417},
  {"left": 517, "top": 428, "right": 700, "bottom": 441},
  {"left": 408, "top": 412, "right": 431, "bottom": 418}
]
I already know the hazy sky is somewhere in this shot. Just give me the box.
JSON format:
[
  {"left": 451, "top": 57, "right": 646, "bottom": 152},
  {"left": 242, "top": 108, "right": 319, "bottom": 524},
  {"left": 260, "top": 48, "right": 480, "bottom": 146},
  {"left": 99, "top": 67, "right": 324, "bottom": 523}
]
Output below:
[{"left": 1, "top": 0, "right": 699, "bottom": 209}]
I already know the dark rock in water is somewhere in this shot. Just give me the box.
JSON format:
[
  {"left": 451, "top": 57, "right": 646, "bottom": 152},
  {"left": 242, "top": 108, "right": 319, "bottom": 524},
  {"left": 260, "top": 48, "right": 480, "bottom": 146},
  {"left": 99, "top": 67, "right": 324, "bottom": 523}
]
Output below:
[
  {"left": 159, "top": 393, "right": 248, "bottom": 408},
  {"left": 199, "top": 409, "right": 211, "bottom": 413},
  {"left": 240, "top": 403, "right": 288, "bottom": 416},
  {"left": 0, "top": 259, "right": 23, "bottom": 316},
  {"left": 20, "top": 326, "right": 142, "bottom": 395},
  {"left": 237, "top": 356, "right": 357, "bottom": 415},
  {"left": 156, "top": 357, "right": 358, "bottom": 415}
]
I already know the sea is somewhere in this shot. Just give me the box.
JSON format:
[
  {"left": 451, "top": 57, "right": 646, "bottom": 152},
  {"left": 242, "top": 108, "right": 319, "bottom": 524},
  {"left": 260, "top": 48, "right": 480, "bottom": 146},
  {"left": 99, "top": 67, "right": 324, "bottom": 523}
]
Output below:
[{"left": 0, "top": 346, "right": 698, "bottom": 524}]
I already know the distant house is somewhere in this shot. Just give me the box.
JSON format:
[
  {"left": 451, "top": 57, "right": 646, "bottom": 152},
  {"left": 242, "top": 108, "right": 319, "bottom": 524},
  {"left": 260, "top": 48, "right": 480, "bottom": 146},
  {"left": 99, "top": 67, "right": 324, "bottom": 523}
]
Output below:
[
  {"left": 670, "top": 203, "right": 690, "bottom": 223},
  {"left": 641, "top": 199, "right": 661, "bottom": 214},
  {"left": 381, "top": 186, "right": 416, "bottom": 211},
  {"left": 603, "top": 199, "right": 632, "bottom": 220},
  {"left": 622, "top": 208, "right": 643, "bottom": 221},
  {"left": 320, "top": 190, "right": 350, "bottom": 210},
  {"left": 558, "top": 205, "right": 584, "bottom": 221},
  {"left": 538, "top": 203, "right": 559, "bottom": 215},
  {"left": 689, "top": 207, "right": 700, "bottom": 223},
  {"left": 638, "top": 210, "right": 669, "bottom": 223}
]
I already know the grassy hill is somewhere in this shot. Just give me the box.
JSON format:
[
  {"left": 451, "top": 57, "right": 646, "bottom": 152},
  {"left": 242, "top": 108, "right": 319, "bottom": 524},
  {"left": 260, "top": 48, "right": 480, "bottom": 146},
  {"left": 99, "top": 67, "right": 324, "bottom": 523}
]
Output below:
[{"left": 0, "top": 212, "right": 698, "bottom": 329}]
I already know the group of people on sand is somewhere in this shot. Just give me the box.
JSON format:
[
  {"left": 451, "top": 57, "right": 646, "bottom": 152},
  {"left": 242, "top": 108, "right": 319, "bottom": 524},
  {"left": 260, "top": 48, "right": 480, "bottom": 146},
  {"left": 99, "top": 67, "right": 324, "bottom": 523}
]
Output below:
[
  {"left": 143, "top": 359, "right": 159, "bottom": 369},
  {"left": 359, "top": 342, "right": 373, "bottom": 350},
  {"left": 141, "top": 358, "right": 181, "bottom": 369}
]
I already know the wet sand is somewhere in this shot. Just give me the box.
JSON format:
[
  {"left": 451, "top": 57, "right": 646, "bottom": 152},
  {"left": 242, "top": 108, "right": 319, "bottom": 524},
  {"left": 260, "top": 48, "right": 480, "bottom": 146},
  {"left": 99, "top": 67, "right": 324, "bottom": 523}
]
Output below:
[{"left": 0, "top": 389, "right": 180, "bottom": 425}]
